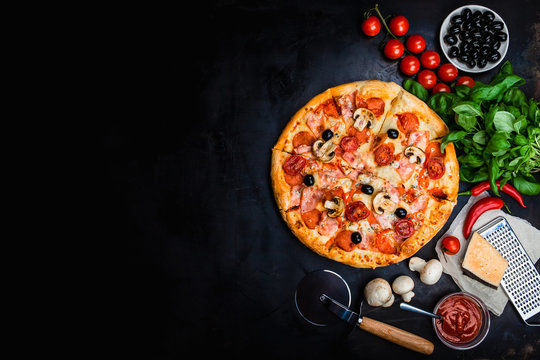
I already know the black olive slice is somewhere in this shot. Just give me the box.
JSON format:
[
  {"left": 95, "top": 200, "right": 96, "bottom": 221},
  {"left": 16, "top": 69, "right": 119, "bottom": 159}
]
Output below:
[
  {"left": 361, "top": 184, "right": 374, "bottom": 195},
  {"left": 395, "top": 208, "right": 407, "bottom": 219},
  {"left": 351, "top": 232, "right": 362, "bottom": 244},
  {"left": 304, "top": 174, "right": 315, "bottom": 186},
  {"left": 387, "top": 128, "right": 399, "bottom": 139},
  {"left": 322, "top": 129, "right": 334, "bottom": 141}
]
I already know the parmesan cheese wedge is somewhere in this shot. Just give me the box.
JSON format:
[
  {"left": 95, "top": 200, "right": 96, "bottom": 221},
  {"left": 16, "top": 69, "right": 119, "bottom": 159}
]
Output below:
[{"left": 462, "top": 232, "right": 508, "bottom": 288}]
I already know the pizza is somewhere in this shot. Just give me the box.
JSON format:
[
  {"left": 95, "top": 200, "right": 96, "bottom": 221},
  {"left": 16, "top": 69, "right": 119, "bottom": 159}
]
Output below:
[{"left": 271, "top": 80, "right": 459, "bottom": 268}]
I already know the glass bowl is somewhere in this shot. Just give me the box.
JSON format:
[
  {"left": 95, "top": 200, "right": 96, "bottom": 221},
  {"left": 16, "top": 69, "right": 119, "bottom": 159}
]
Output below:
[{"left": 432, "top": 292, "right": 490, "bottom": 350}]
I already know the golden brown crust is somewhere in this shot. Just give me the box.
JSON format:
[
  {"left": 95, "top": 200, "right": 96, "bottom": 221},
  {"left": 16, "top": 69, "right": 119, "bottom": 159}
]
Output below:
[{"left": 271, "top": 80, "right": 458, "bottom": 268}]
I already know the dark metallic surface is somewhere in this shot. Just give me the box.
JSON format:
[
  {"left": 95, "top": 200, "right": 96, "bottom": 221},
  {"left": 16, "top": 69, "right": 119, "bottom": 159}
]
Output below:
[
  {"left": 103, "top": 0, "right": 540, "bottom": 358},
  {"left": 320, "top": 294, "right": 361, "bottom": 326}
]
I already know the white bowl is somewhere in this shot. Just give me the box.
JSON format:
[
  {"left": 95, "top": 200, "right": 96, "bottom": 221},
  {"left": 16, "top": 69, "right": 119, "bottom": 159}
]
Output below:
[{"left": 439, "top": 5, "right": 509, "bottom": 73}]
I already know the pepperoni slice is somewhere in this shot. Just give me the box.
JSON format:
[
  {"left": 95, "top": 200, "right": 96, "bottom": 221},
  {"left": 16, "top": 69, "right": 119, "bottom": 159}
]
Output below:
[
  {"left": 355, "top": 96, "right": 368, "bottom": 109},
  {"left": 283, "top": 155, "right": 306, "bottom": 176},
  {"left": 292, "top": 131, "right": 315, "bottom": 148},
  {"left": 374, "top": 229, "right": 397, "bottom": 254},
  {"left": 345, "top": 201, "right": 370, "bottom": 221},
  {"left": 334, "top": 230, "right": 356, "bottom": 252},
  {"left": 426, "top": 156, "right": 445, "bottom": 179},
  {"left": 396, "top": 112, "right": 420, "bottom": 134},
  {"left": 365, "top": 97, "right": 385, "bottom": 117},
  {"left": 394, "top": 219, "right": 415, "bottom": 238},
  {"left": 340, "top": 136, "right": 360, "bottom": 152},
  {"left": 301, "top": 209, "right": 322, "bottom": 229},
  {"left": 374, "top": 143, "right": 394, "bottom": 166},
  {"left": 316, "top": 99, "right": 340, "bottom": 118}
]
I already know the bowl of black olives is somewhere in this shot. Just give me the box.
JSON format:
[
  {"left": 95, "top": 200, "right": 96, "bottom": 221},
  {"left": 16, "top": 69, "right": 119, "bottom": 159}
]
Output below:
[{"left": 440, "top": 5, "right": 509, "bottom": 73}]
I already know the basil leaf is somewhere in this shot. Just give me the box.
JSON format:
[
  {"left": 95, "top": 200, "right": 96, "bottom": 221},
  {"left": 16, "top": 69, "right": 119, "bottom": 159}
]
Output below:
[
  {"left": 490, "top": 61, "right": 513, "bottom": 85},
  {"left": 452, "top": 101, "right": 483, "bottom": 117},
  {"left": 403, "top": 79, "right": 428, "bottom": 102},
  {"left": 455, "top": 113, "right": 479, "bottom": 132},
  {"left": 455, "top": 85, "right": 471, "bottom": 98},
  {"left": 440, "top": 130, "right": 468, "bottom": 152},
  {"left": 460, "top": 166, "right": 488, "bottom": 183},
  {"left": 484, "top": 132, "right": 510, "bottom": 155},
  {"left": 488, "top": 158, "right": 500, "bottom": 196},
  {"left": 472, "top": 130, "right": 487, "bottom": 145},
  {"left": 458, "top": 152, "right": 484, "bottom": 168},
  {"left": 503, "top": 88, "right": 527, "bottom": 107},
  {"left": 514, "top": 134, "right": 528, "bottom": 146},
  {"left": 484, "top": 105, "right": 498, "bottom": 135},
  {"left": 493, "top": 111, "right": 515, "bottom": 132},
  {"left": 513, "top": 115, "right": 528, "bottom": 134},
  {"left": 512, "top": 173, "right": 540, "bottom": 196}
]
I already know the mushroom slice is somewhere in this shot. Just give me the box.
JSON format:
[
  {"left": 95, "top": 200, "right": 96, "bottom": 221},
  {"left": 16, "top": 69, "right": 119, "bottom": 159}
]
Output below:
[
  {"left": 312, "top": 139, "right": 336, "bottom": 162},
  {"left": 372, "top": 191, "right": 397, "bottom": 215},
  {"left": 324, "top": 196, "right": 344, "bottom": 218},
  {"left": 403, "top": 146, "right": 426, "bottom": 165},
  {"left": 353, "top": 108, "right": 376, "bottom": 131}
]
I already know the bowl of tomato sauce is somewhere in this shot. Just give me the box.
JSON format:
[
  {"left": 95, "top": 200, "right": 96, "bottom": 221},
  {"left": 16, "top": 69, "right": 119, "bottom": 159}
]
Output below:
[{"left": 432, "top": 292, "right": 490, "bottom": 350}]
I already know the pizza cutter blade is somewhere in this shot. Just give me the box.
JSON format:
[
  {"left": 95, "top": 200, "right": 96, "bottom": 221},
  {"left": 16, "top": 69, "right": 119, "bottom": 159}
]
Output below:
[{"left": 294, "top": 269, "right": 351, "bottom": 327}]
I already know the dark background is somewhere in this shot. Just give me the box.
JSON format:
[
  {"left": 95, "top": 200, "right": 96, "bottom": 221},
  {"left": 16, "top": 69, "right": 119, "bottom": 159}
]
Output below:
[{"left": 102, "top": 1, "right": 540, "bottom": 359}]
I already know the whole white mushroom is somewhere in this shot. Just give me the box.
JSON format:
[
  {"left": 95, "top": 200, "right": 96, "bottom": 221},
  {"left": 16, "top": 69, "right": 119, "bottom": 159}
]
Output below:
[
  {"left": 392, "top": 275, "right": 415, "bottom": 302},
  {"left": 364, "top": 278, "right": 394, "bottom": 307},
  {"left": 409, "top": 257, "right": 443, "bottom": 285}
]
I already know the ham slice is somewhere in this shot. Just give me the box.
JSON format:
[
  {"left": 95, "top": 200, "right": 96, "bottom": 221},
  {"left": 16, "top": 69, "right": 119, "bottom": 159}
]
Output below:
[
  {"left": 408, "top": 130, "right": 429, "bottom": 150},
  {"left": 318, "top": 212, "right": 339, "bottom": 236},
  {"left": 306, "top": 111, "right": 324, "bottom": 138},
  {"left": 300, "top": 187, "right": 323, "bottom": 213},
  {"left": 395, "top": 155, "right": 417, "bottom": 182}
]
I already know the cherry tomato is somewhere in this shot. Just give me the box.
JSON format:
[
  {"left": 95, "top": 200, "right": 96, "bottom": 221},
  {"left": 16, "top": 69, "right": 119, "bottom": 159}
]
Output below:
[
  {"left": 457, "top": 76, "right": 475, "bottom": 87},
  {"left": 362, "top": 16, "right": 381, "bottom": 37},
  {"left": 420, "top": 50, "right": 441, "bottom": 69},
  {"left": 438, "top": 63, "right": 459, "bottom": 83},
  {"left": 432, "top": 82, "right": 451, "bottom": 94},
  {"left": 417, "top": 69, "right": 437, "bottom": 89},
  {"left": 406, "top": 34, "right": 426, "bottom": 54},
  {"left": 389, "top": 15, "right": 409, "bottom": 36},
  {"left": 383, "top": 39, "right": 405, "bottom": 59},
  {"left": 400, "top": 55, "right": 420, "bottom": 75},
  {"left": 441, "top": 236, "right": 461, "bottom": 255}
]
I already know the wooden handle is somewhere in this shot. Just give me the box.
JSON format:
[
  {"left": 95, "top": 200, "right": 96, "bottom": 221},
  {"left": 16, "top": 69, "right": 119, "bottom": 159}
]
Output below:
[{"left": 358, "top": 316, "right": 434, "bottom": 355}]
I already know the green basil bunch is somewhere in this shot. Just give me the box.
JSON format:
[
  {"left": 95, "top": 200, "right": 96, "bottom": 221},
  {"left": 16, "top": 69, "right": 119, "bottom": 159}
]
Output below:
[{"left": 403, "top": 61, "right": 540, "bottom": 196}]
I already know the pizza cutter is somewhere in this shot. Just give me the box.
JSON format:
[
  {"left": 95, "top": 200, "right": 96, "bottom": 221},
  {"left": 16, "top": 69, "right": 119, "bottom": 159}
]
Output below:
[{"left": 295, "top": 270, "right": 434, "bottom": 355}]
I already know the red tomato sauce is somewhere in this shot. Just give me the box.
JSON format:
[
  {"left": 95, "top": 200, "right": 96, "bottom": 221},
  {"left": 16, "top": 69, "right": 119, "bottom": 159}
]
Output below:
[{"left": 435, "top": 295, "right": 483, "bottom": 343}]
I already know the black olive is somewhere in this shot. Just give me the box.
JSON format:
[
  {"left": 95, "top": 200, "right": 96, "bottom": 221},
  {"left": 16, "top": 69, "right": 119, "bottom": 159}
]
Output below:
[
  {"left": 448, "top": 24, "right": 461, "bottom": 34},
  {"left": 479, "top": 24, "right": 490, "bottom": 33},
  {"left": 472, "top": 18, "right": 483, "bottom": 29},
  {"left": 471, "top": 39, "right": 481, "bottom": 49},
  {"left": 480, "top": 46, "right": 490, "bottom": 57},
  {"left": 351, "top": 232, "right": 362, "bottom": 244},
  {"left": 459, "top": 30, "right": 471, "bottom": 41},
  {"left": 444, "top": 34, "right": 458, "bottom": 45},
  {"left": 451, "top": 14, "right": 463, "bottom": 24},
  {"left": 492, "top": 41, "right": 501, "bottom": 50},
  {"left": 462, "top": 8, "right": 472, "bottom": 21},
  {"left": 495, "top": 31, "right": 507, "bottom": 42},
  {"left": 458, "top": 53, "right": 470, "bottom": 63},
  {"left": 459, "top": 41, "right": 471, "bottom": 53},
  {"left": 482, "top": 11, "right": 495, "bottom": 23},
  {"left": 361, "top": 184, "right": 374, "bottom": 195},
  {"left": 387, "top": 128, "right": 399, "bottom": 139},
  {"left": 467, "top": 59, "right": 476, "bottom": 68},
  {"left": 470, "top": 49, "right": 479, "bottom": 59},
  {"left": 483, "top": 33, "right": 494, "bottom": 44},
  {"left": 491, "top": 21, "right": 504, "bottom": 32},
  {"left": 477, "top": 57, "right": 488, "bottom": 68},
  {"left": 322, "top": 129, "right": 334, "bottom": 141},
  {"left": 462, "top": 20, "right": 474, "bottom": 31},
  {"left": 471, "top": 31, "right": 482, "bottom": 40},
  {"left": 303, "top": 174, "right": 315, "bottom": 186},
  {"left": 395, "top": 208, "right": 407, "bottom": 218},
  {"left": 448, "top": 46, "right": 459, "bottom": 58},
  {"left": 472, "top": 10, "right": 482, "bottom": 19},
  {"left": 488, "top": 51, "right": 501, "bottom": 63}
]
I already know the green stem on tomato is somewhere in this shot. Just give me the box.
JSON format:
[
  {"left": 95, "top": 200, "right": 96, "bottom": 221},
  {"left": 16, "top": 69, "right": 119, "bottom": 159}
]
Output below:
[{"left": 373, "top": 4, "right": 412, "bottom": 55}]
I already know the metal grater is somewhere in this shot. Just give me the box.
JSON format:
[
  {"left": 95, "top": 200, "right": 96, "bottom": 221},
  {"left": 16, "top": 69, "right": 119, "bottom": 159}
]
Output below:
[{"left": 476, "top": 216, "right": 540, "bottom": 326}]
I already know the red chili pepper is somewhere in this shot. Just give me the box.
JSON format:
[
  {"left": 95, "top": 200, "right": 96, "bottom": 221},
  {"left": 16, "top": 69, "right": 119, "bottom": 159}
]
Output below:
[
  {"left": 462, "top": 197, "right": 504, "bottom": 239},
  {"left": 458, "top": 180, "right": 526, "bottom": 208}
]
